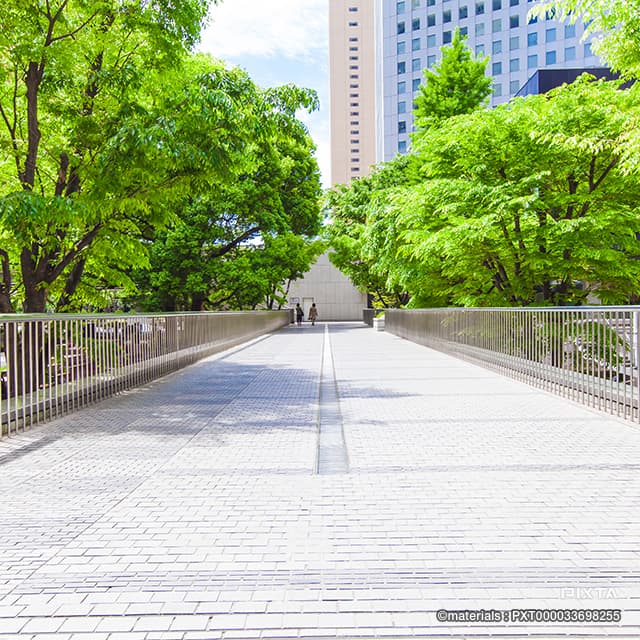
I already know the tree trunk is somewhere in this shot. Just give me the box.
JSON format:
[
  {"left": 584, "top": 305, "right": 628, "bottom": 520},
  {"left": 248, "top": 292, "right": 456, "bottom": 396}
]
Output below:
[{"left": 56, "top": 259, "right": 86, "bottom": 312}]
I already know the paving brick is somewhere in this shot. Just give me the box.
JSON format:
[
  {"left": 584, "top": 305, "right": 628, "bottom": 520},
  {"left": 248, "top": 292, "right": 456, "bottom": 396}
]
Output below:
[{"left": 0, "top": 324, "right": 639, "bottom": 638}]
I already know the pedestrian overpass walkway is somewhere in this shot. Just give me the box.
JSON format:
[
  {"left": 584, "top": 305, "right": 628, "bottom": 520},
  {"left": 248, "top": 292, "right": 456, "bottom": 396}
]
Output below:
[{"left": 1, "top": 322, "right": 639, "bottom": 639}]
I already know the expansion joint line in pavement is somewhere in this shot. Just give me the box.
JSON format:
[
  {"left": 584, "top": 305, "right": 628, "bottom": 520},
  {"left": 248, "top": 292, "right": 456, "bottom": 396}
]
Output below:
[{"left": 315, "top": 324, "right": 349, "bottom": 474}]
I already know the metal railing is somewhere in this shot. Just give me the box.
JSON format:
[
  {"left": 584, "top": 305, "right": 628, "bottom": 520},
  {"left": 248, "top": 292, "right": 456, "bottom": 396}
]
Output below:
[
  {"left": 385, "top": 307, "right": 640, "bottom": 423},
  {"left": 0, "top": 311, "right": 289, "bottom": 436}
]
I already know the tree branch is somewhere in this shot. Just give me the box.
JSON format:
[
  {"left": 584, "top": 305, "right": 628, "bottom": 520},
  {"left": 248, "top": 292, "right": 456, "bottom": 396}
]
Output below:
[
  {"left": 208, "top": 226, "right": 261, "bottom": 259},
  {"left": 47, "top": 224, "right": 103, "bottom": 283}
]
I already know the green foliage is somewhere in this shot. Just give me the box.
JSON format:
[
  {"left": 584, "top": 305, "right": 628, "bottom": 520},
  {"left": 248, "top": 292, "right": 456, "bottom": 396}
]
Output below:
[
  {"left": 413, "top": 28, "right": 492, "bottom": 132},
  {"left": 127, "top": 77, "right": 324, "bottom": 312},
  {"left": 326, "top": 155, "right": 418, "bottom": 308},
  {"left": 391, "top": 78, "right": 640, "bottom": 306},
  {"left": 0, "top": 1, "right": 323, "bottom": 314},
  {"left": 530, "top": 0, "right": 640, "bottom": 80},
  {"left": 328, "top": 77, "right": 640, "bottom": 309},
  {"left": 0, "top": 0, "right": 219, "bottom": 312}
]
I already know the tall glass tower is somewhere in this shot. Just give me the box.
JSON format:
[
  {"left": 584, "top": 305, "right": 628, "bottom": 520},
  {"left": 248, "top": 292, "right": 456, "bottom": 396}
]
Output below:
[{"left": 381, "top": 0, "right": 601, "bottom": 160}]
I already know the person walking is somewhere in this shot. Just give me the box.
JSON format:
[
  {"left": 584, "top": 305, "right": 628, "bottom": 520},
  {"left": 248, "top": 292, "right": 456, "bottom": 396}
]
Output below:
[
  {"left": 295, "top": 303, "right": 304, "bottom": 326},
  {"left": 308, "top": 302, "right": 318, "bottom": 326}
]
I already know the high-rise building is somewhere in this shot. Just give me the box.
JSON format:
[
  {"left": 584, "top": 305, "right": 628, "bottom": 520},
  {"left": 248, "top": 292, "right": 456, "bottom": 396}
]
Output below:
[
  {"left": 381, "top": 0, "right": 601, "bottom": 160},
  {"left": 329, "top": 0, "right": 378, "bottom": 185}
]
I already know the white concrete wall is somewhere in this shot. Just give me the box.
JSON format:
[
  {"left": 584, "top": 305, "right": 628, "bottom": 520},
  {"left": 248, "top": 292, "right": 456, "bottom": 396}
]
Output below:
[{"left": 287, "top": 253, "right": 368, "bottom": 321}]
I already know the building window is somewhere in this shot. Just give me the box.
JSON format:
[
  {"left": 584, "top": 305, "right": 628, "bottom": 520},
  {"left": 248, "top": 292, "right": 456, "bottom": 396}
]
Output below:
[
  {"left": 509, "top": 57, "right": 519, "bottom": 71},
  {"left": 349, "top": 56, "right": 359, "bottom": 60},
  {"left": 527, "top": 32, "right": 538, "bottom": 46},
  {"left": 397, "top": 61, "right": 406, "bottom": 74},
  {"left": 546, "top": 27, "right": 556, "bottom": 42},
  {"left": 510, "top": 80, "right": 520, "bottom": 93},
  {"left": 460, "top": 26, "right": 468, "bottom": 35},
  {"left": 412, "top": 78, "right": 421, "bottom": 90},
  {"left": 427, "top": 54, "right": 436, "bottom": 67},
  {"left": 510, "top": 35, "right": 519, "bottom": 50},
  {"left": 427, "top": 13, "right": 436, "bottom": 26},
  {"left": 398, "top": 81, "right": 407, "bottom": 94},
  {"left": 351, "top": 148, "right": 359, "bottom": 153},
  {"left": 412, "top": 18, "right": 420, "bottom": 30},
  {"left": 510, "top": 15, "right": 519, "bottom": 28},
  {"left": 349, "top": 37, "right": 358, "bottom": 42},
  {"left": 492, "top": 61, "right": 502, "bottom": 75},
  {"left": 349, "top": 93, "right": 359, "bottom": 98},
  {"left": 350, "top": 158, "right": 359, "bottom": 163},
  {"left": 476, "top": 43, "right": 485, "bottom": 56},
  {"left": 492, "top": 18, "right": 501, "bottom": 33},
  {"left": 584, "top": 42, "right": 593, "bottom": 57},
  {"left": 565, "top": 46, "right": 576, "bottom": 61},
  {"left": 546, "top": 50, "right": 556, "bottom": 64},
  {"left": 443, "top": 9, "right": 452, "bottom": 22},
  {"left": 475, "top": 23, "right": 485, "bottom": 36},
  {"left": 350, "top": 120, "right": 359, "bottom": 125},
  {"left": 398, "top": 101, "right": 407, "bottom": 113},
  {"left": 492, "top": 0, "right": 501, "bottom": 9},
  {"left": 442, "top": 31, "right": 452, "bottom": 44},
  {"left": 510, "top": 0, "right": 519, "bottom": 4},
  {"left": 349, "top": 83, "right": 359, "bottom": 88},
  {"left": 350, "top": 130, "right": 359, "bottom": 134},
  {"left": 528, "top": 14, "right": 538, "bottom": 24},
  {"left": 397, "top": 1, "right": 406, "bottom": 12},
  {"left": 350, "top": 139, "right": 359, "bottom": 145},
  {"left": 348, "top": 21, "right": 358, "bottom": 27},
  {"left": 492, "top": 39, "right": 502, "bottom": 54},
  {"left": 527, "top": 53, "right": 537, "bottom": 68},
  {"left": 412, "top": 37, "right": 421, "bottom": 50},
  {"left": 349, "top": 6, "right": 359, "bottom": 11},
  {"left": 412, "top": 0, "right": 421, "bottom": 7},
  {"left": 349, "top": 112, "right": 359, "bottom": 116},
  {"left": 476, "top": 1, "right": 485, "bottom": 14},
  {"left": 459, "top": 6, "right": 468, "bottom": 19},
  {"left": 397, "top": 41, "right": 406, "bottom": 54},
  {"left": 412, "top": 57, "right": 421, "bottom": 71},
  {"left": 427, "top": 34, "right": 436, "bottom": 46},
  {"left": 427, "top": 0, "right": 435, "bottom": 5},
  {"left": 398, "top": 121, "right": 407, "bottom": 134},
  {"left": 349, "top": 46, "right": 358, "bottom": 51},
  {"left": 397, "top": 22, "right": 405, "bottom": 34},
  {"left": 493, "top": 83, "right": 502, "bottom": 97},
  {"left": 565, "top": 24, "right": 576, "bottom": 38},
  {"left": 398, "top": 140, "right": 407, "bottom": 153}
]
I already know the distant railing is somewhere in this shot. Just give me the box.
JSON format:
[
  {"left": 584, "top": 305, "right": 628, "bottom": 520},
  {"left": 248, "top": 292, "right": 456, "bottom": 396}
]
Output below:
[
  {"left": 385, "top": 307, "right": 640, "bottom": 423},
  {"left": 0, "top": 311, "right": 289, "bottom": 436}
]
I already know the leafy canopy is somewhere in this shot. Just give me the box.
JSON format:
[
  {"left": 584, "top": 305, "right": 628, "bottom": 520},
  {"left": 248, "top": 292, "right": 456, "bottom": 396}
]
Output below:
[{"left": 413, "top": 28, "right": 492, "bottom": 131}]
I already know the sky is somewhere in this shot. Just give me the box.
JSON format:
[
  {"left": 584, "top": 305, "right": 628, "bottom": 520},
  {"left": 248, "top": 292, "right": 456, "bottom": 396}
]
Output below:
[{"left": 198, "top": 0, "right": 331, "bottom": 187}]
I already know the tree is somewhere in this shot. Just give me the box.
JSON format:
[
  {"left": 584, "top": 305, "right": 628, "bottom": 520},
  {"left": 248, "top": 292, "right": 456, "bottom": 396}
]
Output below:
[
  {"left": 529, "top": 1, "right": 640, "bottom": 176},
  {"left": 326, "top": 156, "right": 417, "bottom": 308},
  {"left": 384, "top": 78, "right": 640, "bottom": 307},
  {"left": 127, "top": 79, "right": 324, "bottom": 312},
  {"left": 0, "top": 0, "right": 220, "bottom": 313},
  {"left": 413, "top": 28, "right": 492, "bottom": 131},
  {"left": 530, "top": 0, "right": 640, "bottom": 80}
]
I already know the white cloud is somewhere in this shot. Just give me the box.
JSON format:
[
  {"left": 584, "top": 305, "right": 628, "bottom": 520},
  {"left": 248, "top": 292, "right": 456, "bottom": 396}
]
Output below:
[{"left": 200, "top": 0, "right": 327, "bottom": 60}]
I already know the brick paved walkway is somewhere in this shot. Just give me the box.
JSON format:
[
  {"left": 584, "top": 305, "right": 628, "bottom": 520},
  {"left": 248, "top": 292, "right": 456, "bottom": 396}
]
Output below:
[{"left": 1, "top": 322, "right": 640, "bottom": 639}]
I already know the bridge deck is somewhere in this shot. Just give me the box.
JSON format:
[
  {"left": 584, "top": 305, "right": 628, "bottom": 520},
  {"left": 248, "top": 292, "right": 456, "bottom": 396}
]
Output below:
[{"left": 1, "top": 322, "right": 639, "bottom": 639}]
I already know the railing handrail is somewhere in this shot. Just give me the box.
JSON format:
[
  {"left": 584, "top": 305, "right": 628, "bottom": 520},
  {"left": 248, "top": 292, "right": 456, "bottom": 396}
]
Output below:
[
  {"left": 1, "top": 310, "right": 290, "bottom": 436},
  {"left": 0, "top": 310, "right": 285, "bottom": 321},
  {"left": 385, "top": 305, "right": 640, "bottom": 312},
  {"left": 385, "top": 306, "right": 640, "bottom": 424}
]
